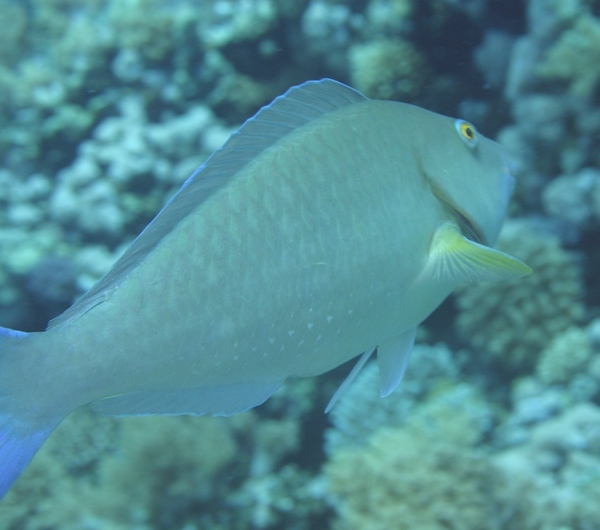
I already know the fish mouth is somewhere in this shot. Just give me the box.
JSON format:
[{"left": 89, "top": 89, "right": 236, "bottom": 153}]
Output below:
[
  {"left": 453, "top": 208, "right": 485, "bottom": 245},
  {"left": 429, "top": 182, "right": 487, "bottom": 245}
]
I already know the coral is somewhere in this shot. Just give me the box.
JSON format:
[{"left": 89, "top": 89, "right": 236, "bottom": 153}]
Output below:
[
  {"left": 494, "top": 376, "right": 567, "bottom": 448},
  {"left": 1, "top": 1, "right": 600, "bottom": 528},
  {"left": 536, "top": 326, "right": 594, "bottom": 385},
  {"left": 301, "top": 0, "right": 414, "bottom": 75},
  {"left": 455, "top": 218, "right": 585, "bottom": 372},
  {"left": 325, "top": 343, "right": 459, "bottom": 454},
  {"left": 503, "top": 34, "right": 543, "bottom": 102},
  {"left": 527, "top": 0, "right": 583, "bottom": 42},
  {"left": 492, "top": 403, "right": 600, "bottom": 530},
  {"left": 511, "top": 94, "right": 568, "bottom": 147},
  {"left": 543, "top": 167, "right": 600, "bottom": 228},
  {"left": 89, "top": 415, "right": 238, "bottom": 525},
  {"left": 494, "top": 320, "right": 600, "bottom": 449},
  {"left": 246, "top": 417, "right": 301, "bottom": 476},
  {"left": 473, "top": 30, "right": 516, "bottom": 91},
  {"left": 326, "top": 377, "right": 600, "bottom": 530},
  {"left": 0, "top": 226, "right": 64, "bottom": 278},
  {"left": 301, "top": 0, "right": 355, "bottom": 71},
  {"left": 47, "top": 96, "right": 228, "bottom": 239},
  {"left": 0, "top": 450, "right": 83, "bottom": 530},
  {"left": 0, "top": 409, "right": 120, "bottom": 530},
  {"left": 107, "top": 0, "right": 197, "bottom": 62},
  {"left": 538, "top": 13, "right": 600, "bottom": 99},
  {"left": 49, "top": 410, "right": 118, "bottom": 470},
  {"left": 198, "top": 0, "right": 278, "bottom": 48},
  {"left": 208, "top": 71, "right": 274, "bottom": 117},
  {"left": 349, "top": 38, "right": 427, "bottom": 100},
  {"left": 364, "top": 0, "right": 413, "bottom": 34},
  {"left": 0, "top": 403, "right": 317, "bottom": 529},
  {"left": 229, "top": 464, "right": 328, "bottom": 529},
  {"left": 325, "top": 387, "right": 498, "bottom": 530},
  {"left": 0, "top": 1, "right": 27, "bottom": 65},
  {"left": 0, "top": 97, "right": 230, "bottom": 315},
  {"left": 501, "top": 1, "right": 600, "bottom": 181},
  {"left": 264, "top": 377, "right": 319, "bottom": 419},
  {"left": 1, "top": 413, "right": 239, "bottom": 529}
]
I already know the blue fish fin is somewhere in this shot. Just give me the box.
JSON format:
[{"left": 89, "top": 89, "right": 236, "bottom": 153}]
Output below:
[
  {"left": 49, "top": 79, "right": 368, "bottom": 331},
  {"left": 325, "top": 347, "right": 376, "bottom": 413},
  {"left": 377, "top": 327, "right": 416, "bottom": 398},
  {"left": 0, "top": 327, "right": 60, "bottom": 499},
  {"left": 0, "top": 413, "right": 57, "bottom": 499},
  {"left": 90, "top": 381, "right": 283, "bottom": 418}
]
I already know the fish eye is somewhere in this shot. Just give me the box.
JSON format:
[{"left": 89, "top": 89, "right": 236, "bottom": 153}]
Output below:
[{"left": 455, "top": 119, "right": 478, "bottom": 148}]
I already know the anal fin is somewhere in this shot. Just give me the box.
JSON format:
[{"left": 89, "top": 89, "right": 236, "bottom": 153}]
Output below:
[{"left": 90, "top": 381, "right": 283, "bottom": 418}]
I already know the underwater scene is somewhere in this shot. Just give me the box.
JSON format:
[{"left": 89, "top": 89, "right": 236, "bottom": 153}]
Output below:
[{"left": 1, "top": 0, "right": 600, "bottom": 528}]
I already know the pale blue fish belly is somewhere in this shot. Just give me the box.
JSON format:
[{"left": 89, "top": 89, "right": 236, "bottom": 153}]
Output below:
[{"left": 0, "top": 79, "right": 530, "bottom": 498}]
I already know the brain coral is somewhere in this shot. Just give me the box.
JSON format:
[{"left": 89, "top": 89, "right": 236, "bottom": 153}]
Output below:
[{"left": 455, "top": 218, "right": 585, "bottom": 372}]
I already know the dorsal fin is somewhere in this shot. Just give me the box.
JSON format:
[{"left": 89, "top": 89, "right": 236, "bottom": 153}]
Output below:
[{"left": 49, "top": 79, "right": 368, "bottom": 330}]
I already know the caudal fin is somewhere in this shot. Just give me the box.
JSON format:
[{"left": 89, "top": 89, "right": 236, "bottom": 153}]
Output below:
[{"left": 0, "top": 327, "right": 59, "bottom": 499}]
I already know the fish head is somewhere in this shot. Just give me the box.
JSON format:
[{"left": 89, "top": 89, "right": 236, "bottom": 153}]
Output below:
[{"left": 415, "top": 112, "right": 515, "bottom": 247}]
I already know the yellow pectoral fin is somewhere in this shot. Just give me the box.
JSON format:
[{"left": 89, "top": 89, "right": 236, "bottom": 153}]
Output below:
[{"left": 419, "top": 222, "right": 533, "bottom": 285}]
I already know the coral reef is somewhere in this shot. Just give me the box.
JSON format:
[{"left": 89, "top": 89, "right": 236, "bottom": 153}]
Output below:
[
  {"left": 536, "top": 326, "right": 594, "bottom": 386},
  {"left": 494, "top": 320, "right": 600, "bottom": 447},
  {"left": 0, "top": 409, "right": 315, "bottom": 529},
  {"left": 542, "top": 167, "right": 600, "bottom": 230},
  {"left": 455, "top": 218, "right": 585, "bottom": 372},
  {"left": 325, "top": 385, "right": 498, "bottom": 530},
  {"left": 349, "top": 38, "right": 427, "bottom": 100},
  {"left": 493, "top": 403, "right": 600, "bottom": 530},
  {"left": 1, "top": 0, "right": 600, "bottom": 528},
  {"left": 325, "top": 343, "right": 459, "bottom": 453},
  {"left": 0, "top": 413, "right": 238, "bottom": 529},
  {"left": 538, "top": 13, "right": 600, "bottom": 99}
]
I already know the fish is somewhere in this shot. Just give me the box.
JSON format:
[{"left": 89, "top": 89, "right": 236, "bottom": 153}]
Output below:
[{"left": 0, "top": 79, "right": 531, "bottom": 498}]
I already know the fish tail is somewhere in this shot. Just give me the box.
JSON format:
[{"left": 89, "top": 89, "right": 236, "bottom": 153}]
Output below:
[{"left": 0, "top": 326, "right": 59, "bottom": 499}]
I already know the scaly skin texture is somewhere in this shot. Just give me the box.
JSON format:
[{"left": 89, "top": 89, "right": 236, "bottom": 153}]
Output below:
[{"left": 7, "top": 100, "right": 509, "bottom": 419}]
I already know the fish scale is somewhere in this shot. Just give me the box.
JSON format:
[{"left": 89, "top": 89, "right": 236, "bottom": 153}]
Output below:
[{"left": 0, "top": 79, "right": 531, "bottom": 498}]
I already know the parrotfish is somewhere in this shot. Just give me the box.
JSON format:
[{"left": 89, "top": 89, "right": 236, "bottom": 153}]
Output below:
[{"left": 0, "top": 79, "right": 530, "bottom": 497}]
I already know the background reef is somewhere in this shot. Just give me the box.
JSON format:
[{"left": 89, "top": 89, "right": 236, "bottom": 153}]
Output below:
[{"left": 1, "top": 0, "right": 600, "bottom": 529}]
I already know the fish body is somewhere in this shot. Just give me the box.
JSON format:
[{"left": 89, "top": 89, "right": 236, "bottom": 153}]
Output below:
[{"left": 0, "top": 79, "right": 530, "bottom": 497}]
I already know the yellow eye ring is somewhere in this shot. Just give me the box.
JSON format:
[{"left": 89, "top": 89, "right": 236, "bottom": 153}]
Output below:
[{"left": 455, "top": 119, "right": 478, "bottom": 148}]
